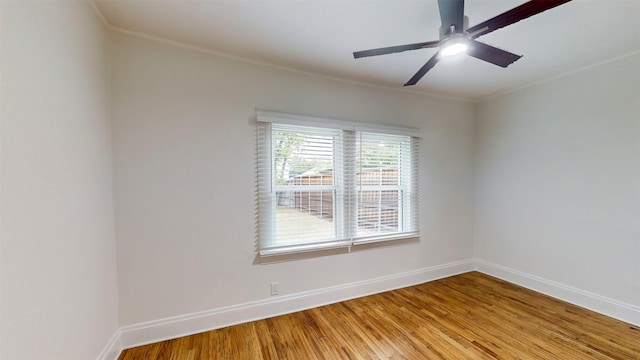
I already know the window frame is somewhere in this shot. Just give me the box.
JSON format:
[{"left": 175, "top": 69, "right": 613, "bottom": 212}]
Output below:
[{"left": 257, "top": 110, "right": 420, "bottom": 256}]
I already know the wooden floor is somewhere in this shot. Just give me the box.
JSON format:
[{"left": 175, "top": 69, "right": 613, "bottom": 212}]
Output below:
[{"left": 119, "top": 272, "right": 640, "bottom": 359}]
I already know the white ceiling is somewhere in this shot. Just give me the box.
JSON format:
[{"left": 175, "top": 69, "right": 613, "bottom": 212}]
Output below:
[{"left": 95, "top": 0, "right": 640, "bottom": 100}]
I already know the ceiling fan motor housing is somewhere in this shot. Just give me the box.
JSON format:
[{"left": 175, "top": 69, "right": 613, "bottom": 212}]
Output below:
[{"left": 439, "top": 15, "right": 469, "bottom": 39}]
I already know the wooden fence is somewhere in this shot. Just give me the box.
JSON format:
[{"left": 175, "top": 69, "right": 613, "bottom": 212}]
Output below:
[{"left": 277, "top": 167, "right": 399, "bottom": 232}]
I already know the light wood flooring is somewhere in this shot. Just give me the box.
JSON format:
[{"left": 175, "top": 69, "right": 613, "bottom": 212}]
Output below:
[{"left": 118, "top": 272, "right": 640, "bottom": 359}]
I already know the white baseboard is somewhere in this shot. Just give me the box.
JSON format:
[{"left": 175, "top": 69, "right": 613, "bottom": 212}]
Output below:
[
  {"left": 118, "top": 259, "right": 474, "bottom": 350},
  {"left": 474, "top": 258, "right": 640, "bottom": 327},
  {"left": 97, "top": 329, "right": 122, "bottom": 360},
  {"left": 102, "top": 258, "right": 639, "bottom": 357}
]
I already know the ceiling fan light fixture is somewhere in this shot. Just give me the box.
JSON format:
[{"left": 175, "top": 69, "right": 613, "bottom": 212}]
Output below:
[{"left": 440, "top": 38, "right": 468, "bottom": 57}]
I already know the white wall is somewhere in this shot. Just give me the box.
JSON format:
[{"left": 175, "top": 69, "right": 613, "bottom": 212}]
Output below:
[
  {"left": 474, "top": 53, "right": 640, "bottom": 307},
  {"left": 111, "top": 32, "right": 475, "bottom": 326},
  {"left": 1, "top": 1, "right": 119, "bottom": 359}
]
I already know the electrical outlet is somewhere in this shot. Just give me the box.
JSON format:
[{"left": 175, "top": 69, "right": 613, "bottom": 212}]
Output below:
[{"left": 270, "top": 282, "right": 279, "bottom": 296}]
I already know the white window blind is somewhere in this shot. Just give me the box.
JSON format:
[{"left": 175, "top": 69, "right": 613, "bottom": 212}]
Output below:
[
  {"left": 353, "top": 132, "right": 419, "bottom": 244},
  {"left": 257, "top": 111, "right": 420, "bottom": 256}
]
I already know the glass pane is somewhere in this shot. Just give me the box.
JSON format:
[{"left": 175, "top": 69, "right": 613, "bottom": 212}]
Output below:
[
  {"left": 275, "top": 190, "right": 335, "bottom": 244},
  {"left": 271, "top": 124, "right": 340, "bottom": 245},
  {"left": 357, "top": 136, "right": 400, "bottom": 171},
  {"left": 273, "top": 130, "right": 335, "bottom": 186},
  {"left": 357, "top": 189, "right": 399, "bottom": 235},
  {"left": 356, "top": 132, "right": 408, "bottom": 237}
]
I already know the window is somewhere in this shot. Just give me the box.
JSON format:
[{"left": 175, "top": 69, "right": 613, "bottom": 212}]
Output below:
[{"left": 257, "top": 111, "right": 420, "bottom": 256}]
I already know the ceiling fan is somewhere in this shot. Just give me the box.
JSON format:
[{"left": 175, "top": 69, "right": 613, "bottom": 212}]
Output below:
[{"left": 353, "top": 0, "right": 572, "bottom": 86}]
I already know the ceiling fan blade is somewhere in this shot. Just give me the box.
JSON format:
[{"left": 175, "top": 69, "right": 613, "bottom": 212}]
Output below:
[
  {"left": 404, "top": 52, "right": 441, "bottom": 87},
  {"left": 466, "top": 39, "right": 522, "bottom": 67},
  {"left": 353, "top": 40, "right": 440, "bottom": 59},
  {"left": 467, "top": 0, "right": 572, "bottom": 39},
  {"left": 438, "top": 0, "right": 465, "bottom": 36}
]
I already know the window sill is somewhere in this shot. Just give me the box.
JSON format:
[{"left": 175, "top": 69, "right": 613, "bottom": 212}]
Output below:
[{"left": 256, "top": 234, "right": 420, "bottom": 264}]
